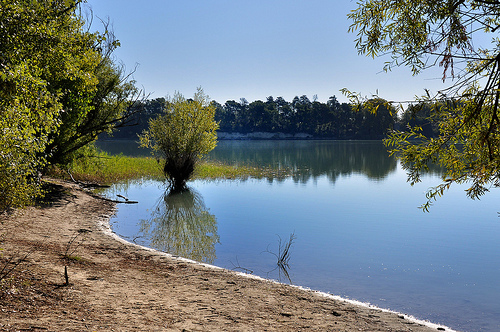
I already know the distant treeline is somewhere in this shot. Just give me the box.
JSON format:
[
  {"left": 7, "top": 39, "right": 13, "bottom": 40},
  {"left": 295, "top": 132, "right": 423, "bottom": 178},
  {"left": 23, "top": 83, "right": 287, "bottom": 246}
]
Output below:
[{"left": 107, "top": 95, "right": 440, "bottom": 140}]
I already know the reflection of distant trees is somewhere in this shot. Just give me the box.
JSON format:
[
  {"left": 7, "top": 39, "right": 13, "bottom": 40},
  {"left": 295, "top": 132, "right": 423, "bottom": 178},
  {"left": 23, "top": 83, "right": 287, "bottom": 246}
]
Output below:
[
  {"left": 139, "top": 188, "right": 219, "bottom": 264},
  {"left": 208, "top": 141, "right": 400, "bottom": 184}
]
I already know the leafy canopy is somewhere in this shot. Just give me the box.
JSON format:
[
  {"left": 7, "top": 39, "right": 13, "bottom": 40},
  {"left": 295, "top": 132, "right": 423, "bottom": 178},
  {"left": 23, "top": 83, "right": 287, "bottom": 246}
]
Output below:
[{"left": 348, "top": 0, "right": 500, "bottom": 210}]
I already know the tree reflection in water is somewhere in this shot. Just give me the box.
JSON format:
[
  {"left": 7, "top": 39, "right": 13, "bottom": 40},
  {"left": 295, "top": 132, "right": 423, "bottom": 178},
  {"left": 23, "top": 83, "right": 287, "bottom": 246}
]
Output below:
[{"left": 139, "top": 187, "right": 219, "bottom": 264}]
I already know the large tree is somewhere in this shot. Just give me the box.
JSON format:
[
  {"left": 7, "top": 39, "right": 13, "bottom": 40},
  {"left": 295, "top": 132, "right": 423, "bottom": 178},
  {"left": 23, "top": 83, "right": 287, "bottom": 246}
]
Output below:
[
  {"left": 348, "top": 0, "right": 500, "bottom": 209},
  {"left": 0, "top": 0, "right": 141, "bottom": 210},
  {"left": 39, "top": 6, "right": 143, "bottom": 166}
]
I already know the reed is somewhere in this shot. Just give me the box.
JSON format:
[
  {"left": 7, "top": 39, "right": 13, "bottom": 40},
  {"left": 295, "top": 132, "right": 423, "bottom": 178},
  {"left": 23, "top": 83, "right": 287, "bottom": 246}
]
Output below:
[{"left": 265, "top": 232, "right": 296, "bottom": 284}]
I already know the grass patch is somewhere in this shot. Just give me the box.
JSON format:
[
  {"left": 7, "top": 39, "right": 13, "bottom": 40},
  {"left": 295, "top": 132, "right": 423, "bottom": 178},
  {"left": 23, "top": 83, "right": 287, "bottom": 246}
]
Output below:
[
  {"left": 193, "top": 161, "right": 290, "bottom": 180},
  {"left": 48, "top": 153, "right": 163, "bottom": 184},
  {"left": 47, "top": 152, "right": 293, "bottom": 185}
]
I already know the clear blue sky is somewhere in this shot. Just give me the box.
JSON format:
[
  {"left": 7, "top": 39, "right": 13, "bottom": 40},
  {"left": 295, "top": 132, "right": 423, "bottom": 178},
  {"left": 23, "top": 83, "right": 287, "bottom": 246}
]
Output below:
[{"left": 84, "top": 0, "right": 448, "bottom": 104}]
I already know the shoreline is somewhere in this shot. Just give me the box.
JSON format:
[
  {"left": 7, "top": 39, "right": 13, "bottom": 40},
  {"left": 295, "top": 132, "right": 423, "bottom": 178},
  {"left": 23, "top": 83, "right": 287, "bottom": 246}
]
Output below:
[
  {"left": 0, "top": 179, "right": 456, "bottom": 331},
  {"left": 97, "top": 184, "right": 456, "bottom": 332}
]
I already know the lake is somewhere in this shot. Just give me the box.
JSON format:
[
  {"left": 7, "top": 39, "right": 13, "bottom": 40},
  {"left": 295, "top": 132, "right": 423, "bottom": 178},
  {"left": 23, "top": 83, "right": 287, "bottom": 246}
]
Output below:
[{"left": 97, "top": 140, "right": 500, "bottom": 332}]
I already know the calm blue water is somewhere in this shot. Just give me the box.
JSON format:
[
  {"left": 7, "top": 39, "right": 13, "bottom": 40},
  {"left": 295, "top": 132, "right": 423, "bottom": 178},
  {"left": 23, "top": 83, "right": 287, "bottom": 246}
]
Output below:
[{"left": 99, "top": 140, "right": 500, "bottom": 332}]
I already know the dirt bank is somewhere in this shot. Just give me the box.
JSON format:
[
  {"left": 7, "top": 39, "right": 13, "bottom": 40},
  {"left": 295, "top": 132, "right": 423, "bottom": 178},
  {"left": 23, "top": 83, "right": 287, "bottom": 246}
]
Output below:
[{"left": 0, "top": 179, "right": 453, "bottom": 331}]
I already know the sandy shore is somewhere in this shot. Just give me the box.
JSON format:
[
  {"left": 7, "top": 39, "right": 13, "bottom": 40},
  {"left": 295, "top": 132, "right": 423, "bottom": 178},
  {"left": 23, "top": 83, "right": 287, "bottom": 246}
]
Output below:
[{"left": 0, "top": 179, "right": 455, "bottom": 331}]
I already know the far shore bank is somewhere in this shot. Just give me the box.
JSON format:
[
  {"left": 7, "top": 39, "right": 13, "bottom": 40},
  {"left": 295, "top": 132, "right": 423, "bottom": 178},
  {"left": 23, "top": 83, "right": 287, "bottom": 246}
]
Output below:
[{"left": 99, "top": 132, "right": 388, "bottom": 141}]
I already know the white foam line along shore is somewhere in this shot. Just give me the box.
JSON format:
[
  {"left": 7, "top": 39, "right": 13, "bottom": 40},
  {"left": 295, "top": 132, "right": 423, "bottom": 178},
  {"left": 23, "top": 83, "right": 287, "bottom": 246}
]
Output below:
[{"left": 96, "top": 211, "right": 457, "bottom": 332}]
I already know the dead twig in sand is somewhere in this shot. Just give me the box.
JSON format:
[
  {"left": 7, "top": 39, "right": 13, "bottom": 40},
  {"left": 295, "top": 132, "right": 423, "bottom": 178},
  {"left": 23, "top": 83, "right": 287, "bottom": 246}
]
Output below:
[
  {"left": 229, "top": 256, "right": 254, "bottom": 274},
  {"left": 61, "top": 229, "right": 90, "bottom": 286}
]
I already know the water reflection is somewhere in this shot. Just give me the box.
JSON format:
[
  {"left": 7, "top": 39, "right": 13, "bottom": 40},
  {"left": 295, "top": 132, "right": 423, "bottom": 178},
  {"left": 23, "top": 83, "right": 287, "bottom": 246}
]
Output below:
[
  {"left": 208, "top": 140, "right": 399, "bottom": 183},
  {"left": 101, "top": 140, "right": 496, "bottom": 332},
  {"left": 96, "top": 140, "right": 446, "bottom": 183},
  {"left": 97, "top": 140, "right": 442, "bottom": 183},
  {"left": 139, "top": 188, "right": 219, "bottom": 264}
]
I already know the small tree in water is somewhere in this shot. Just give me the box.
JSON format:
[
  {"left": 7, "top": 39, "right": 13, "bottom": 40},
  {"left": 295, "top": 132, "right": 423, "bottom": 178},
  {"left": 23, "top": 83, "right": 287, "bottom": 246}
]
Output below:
[{"left": 140, "top": 88, "right": 218, "bottom": 191}]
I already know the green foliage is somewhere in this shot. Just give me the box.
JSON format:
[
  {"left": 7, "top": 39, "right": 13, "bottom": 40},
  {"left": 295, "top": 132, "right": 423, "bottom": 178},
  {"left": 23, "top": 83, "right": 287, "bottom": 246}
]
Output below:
[
  {"left": 0, "top": 0, "right": 141, "bottom": 210},
  {"left": 140, "top": 88, "right": 219, "bottom": 190},
  {"left": 0, "top": 0, "right": 67, "bottom": 210},
  {"left": 349, "top": 1, "right": 500, "bottom": 208}
]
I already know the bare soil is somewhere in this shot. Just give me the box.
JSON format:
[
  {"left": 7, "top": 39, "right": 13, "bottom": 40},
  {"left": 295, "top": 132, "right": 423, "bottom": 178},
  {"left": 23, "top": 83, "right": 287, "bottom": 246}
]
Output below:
[{"left": 0, "top": 179, "right": 453, "bottom": 331}]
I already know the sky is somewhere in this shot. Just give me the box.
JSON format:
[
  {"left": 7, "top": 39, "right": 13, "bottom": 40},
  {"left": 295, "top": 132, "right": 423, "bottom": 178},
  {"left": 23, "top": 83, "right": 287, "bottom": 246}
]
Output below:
[{"left": 84, "top": 0, "right": 450, "bottom": 104}]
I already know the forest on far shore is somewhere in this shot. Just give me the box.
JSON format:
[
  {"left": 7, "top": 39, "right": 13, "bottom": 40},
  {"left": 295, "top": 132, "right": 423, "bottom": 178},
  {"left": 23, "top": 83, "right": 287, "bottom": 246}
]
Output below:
[{"left": 106, "top": 95, "right": 439, "bottom": 140}]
